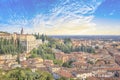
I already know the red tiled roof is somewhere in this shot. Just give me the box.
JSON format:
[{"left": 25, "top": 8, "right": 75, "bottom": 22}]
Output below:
[{"left": 57, "top": 70, "right": 73, "bottom": 78}]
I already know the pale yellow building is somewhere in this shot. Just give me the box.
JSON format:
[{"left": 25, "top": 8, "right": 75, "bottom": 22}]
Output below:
[{"left": 0, "top": 29, "right": 42, "bottom": 53}]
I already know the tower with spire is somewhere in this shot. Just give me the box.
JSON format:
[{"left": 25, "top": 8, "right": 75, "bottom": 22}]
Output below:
[{"left": 21, "top": 28, "right": 24, "bottom": 34}]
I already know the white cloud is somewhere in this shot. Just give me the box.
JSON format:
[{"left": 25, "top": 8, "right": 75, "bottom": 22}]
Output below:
[
  {"left": 0, "top": 0, "right": 104, "bottom": 35},
  {"left": 31, "top": 0, "right": 104, "bottom": 34}
]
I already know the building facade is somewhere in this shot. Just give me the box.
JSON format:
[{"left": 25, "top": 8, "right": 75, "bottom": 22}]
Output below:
[{"left": 0, "top": 29, "right": 42, "bottom": 53}]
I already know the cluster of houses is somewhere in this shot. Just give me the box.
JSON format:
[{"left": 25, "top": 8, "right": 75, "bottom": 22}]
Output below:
[
  {"left": 53, "top": 50, "right": 120, "bottom": 79},
  {"left": 0, "top": 48, "right": 119, "bottom": 79},
  {"left": 0, "top": 30, "right": 120, "bottom": 79},
  {"left": 51, "top": 40, "right": 120, "bottom": 80}
]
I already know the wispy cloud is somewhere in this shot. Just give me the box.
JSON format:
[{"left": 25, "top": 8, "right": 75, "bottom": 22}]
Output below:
[
  {"left": 0, "top": 0, "right": 104, "bottom": 35},
  {"left": 31, "top": 0, "right": 104, "bottom": 35}
]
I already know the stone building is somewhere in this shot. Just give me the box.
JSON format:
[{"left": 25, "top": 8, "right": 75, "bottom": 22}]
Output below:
[{"left": 0, "top": 28, "right": 42, "bottom": 53}]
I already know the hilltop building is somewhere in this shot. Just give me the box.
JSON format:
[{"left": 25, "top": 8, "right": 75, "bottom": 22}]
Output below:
[{"left": 0, "top": 28, "right": 42, "bottom": 53}]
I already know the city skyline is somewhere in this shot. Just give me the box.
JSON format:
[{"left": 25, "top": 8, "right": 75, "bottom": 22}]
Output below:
[{"left": 0, "top": 0, "right": 120, "bottom": 35}]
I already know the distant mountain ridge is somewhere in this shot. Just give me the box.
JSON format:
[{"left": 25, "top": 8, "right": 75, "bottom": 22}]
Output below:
[{"left": 49, "top": 35, "right": 120, "bottom": 41}]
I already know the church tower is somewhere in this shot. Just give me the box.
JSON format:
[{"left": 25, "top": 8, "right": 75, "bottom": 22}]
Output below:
[{"left": 21, "top": 28, "right": 24, "bottom": 34}]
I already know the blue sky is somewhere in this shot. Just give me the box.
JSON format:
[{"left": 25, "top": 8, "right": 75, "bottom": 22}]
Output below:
[{"left": 0, "top": 0, "right": 120, "bottom": 35}]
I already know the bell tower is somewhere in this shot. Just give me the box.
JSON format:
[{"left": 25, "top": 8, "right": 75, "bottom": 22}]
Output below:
[{"left": 21, "top": 28, "right": 24, "bottom": 34}]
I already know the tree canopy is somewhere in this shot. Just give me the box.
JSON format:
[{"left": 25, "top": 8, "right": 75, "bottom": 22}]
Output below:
[
  {"left": 0, "top": 38, "right": 25, "bottom": 55},
  {"left": 0, "top": 68, "right": 53, "bottom": 80}
]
